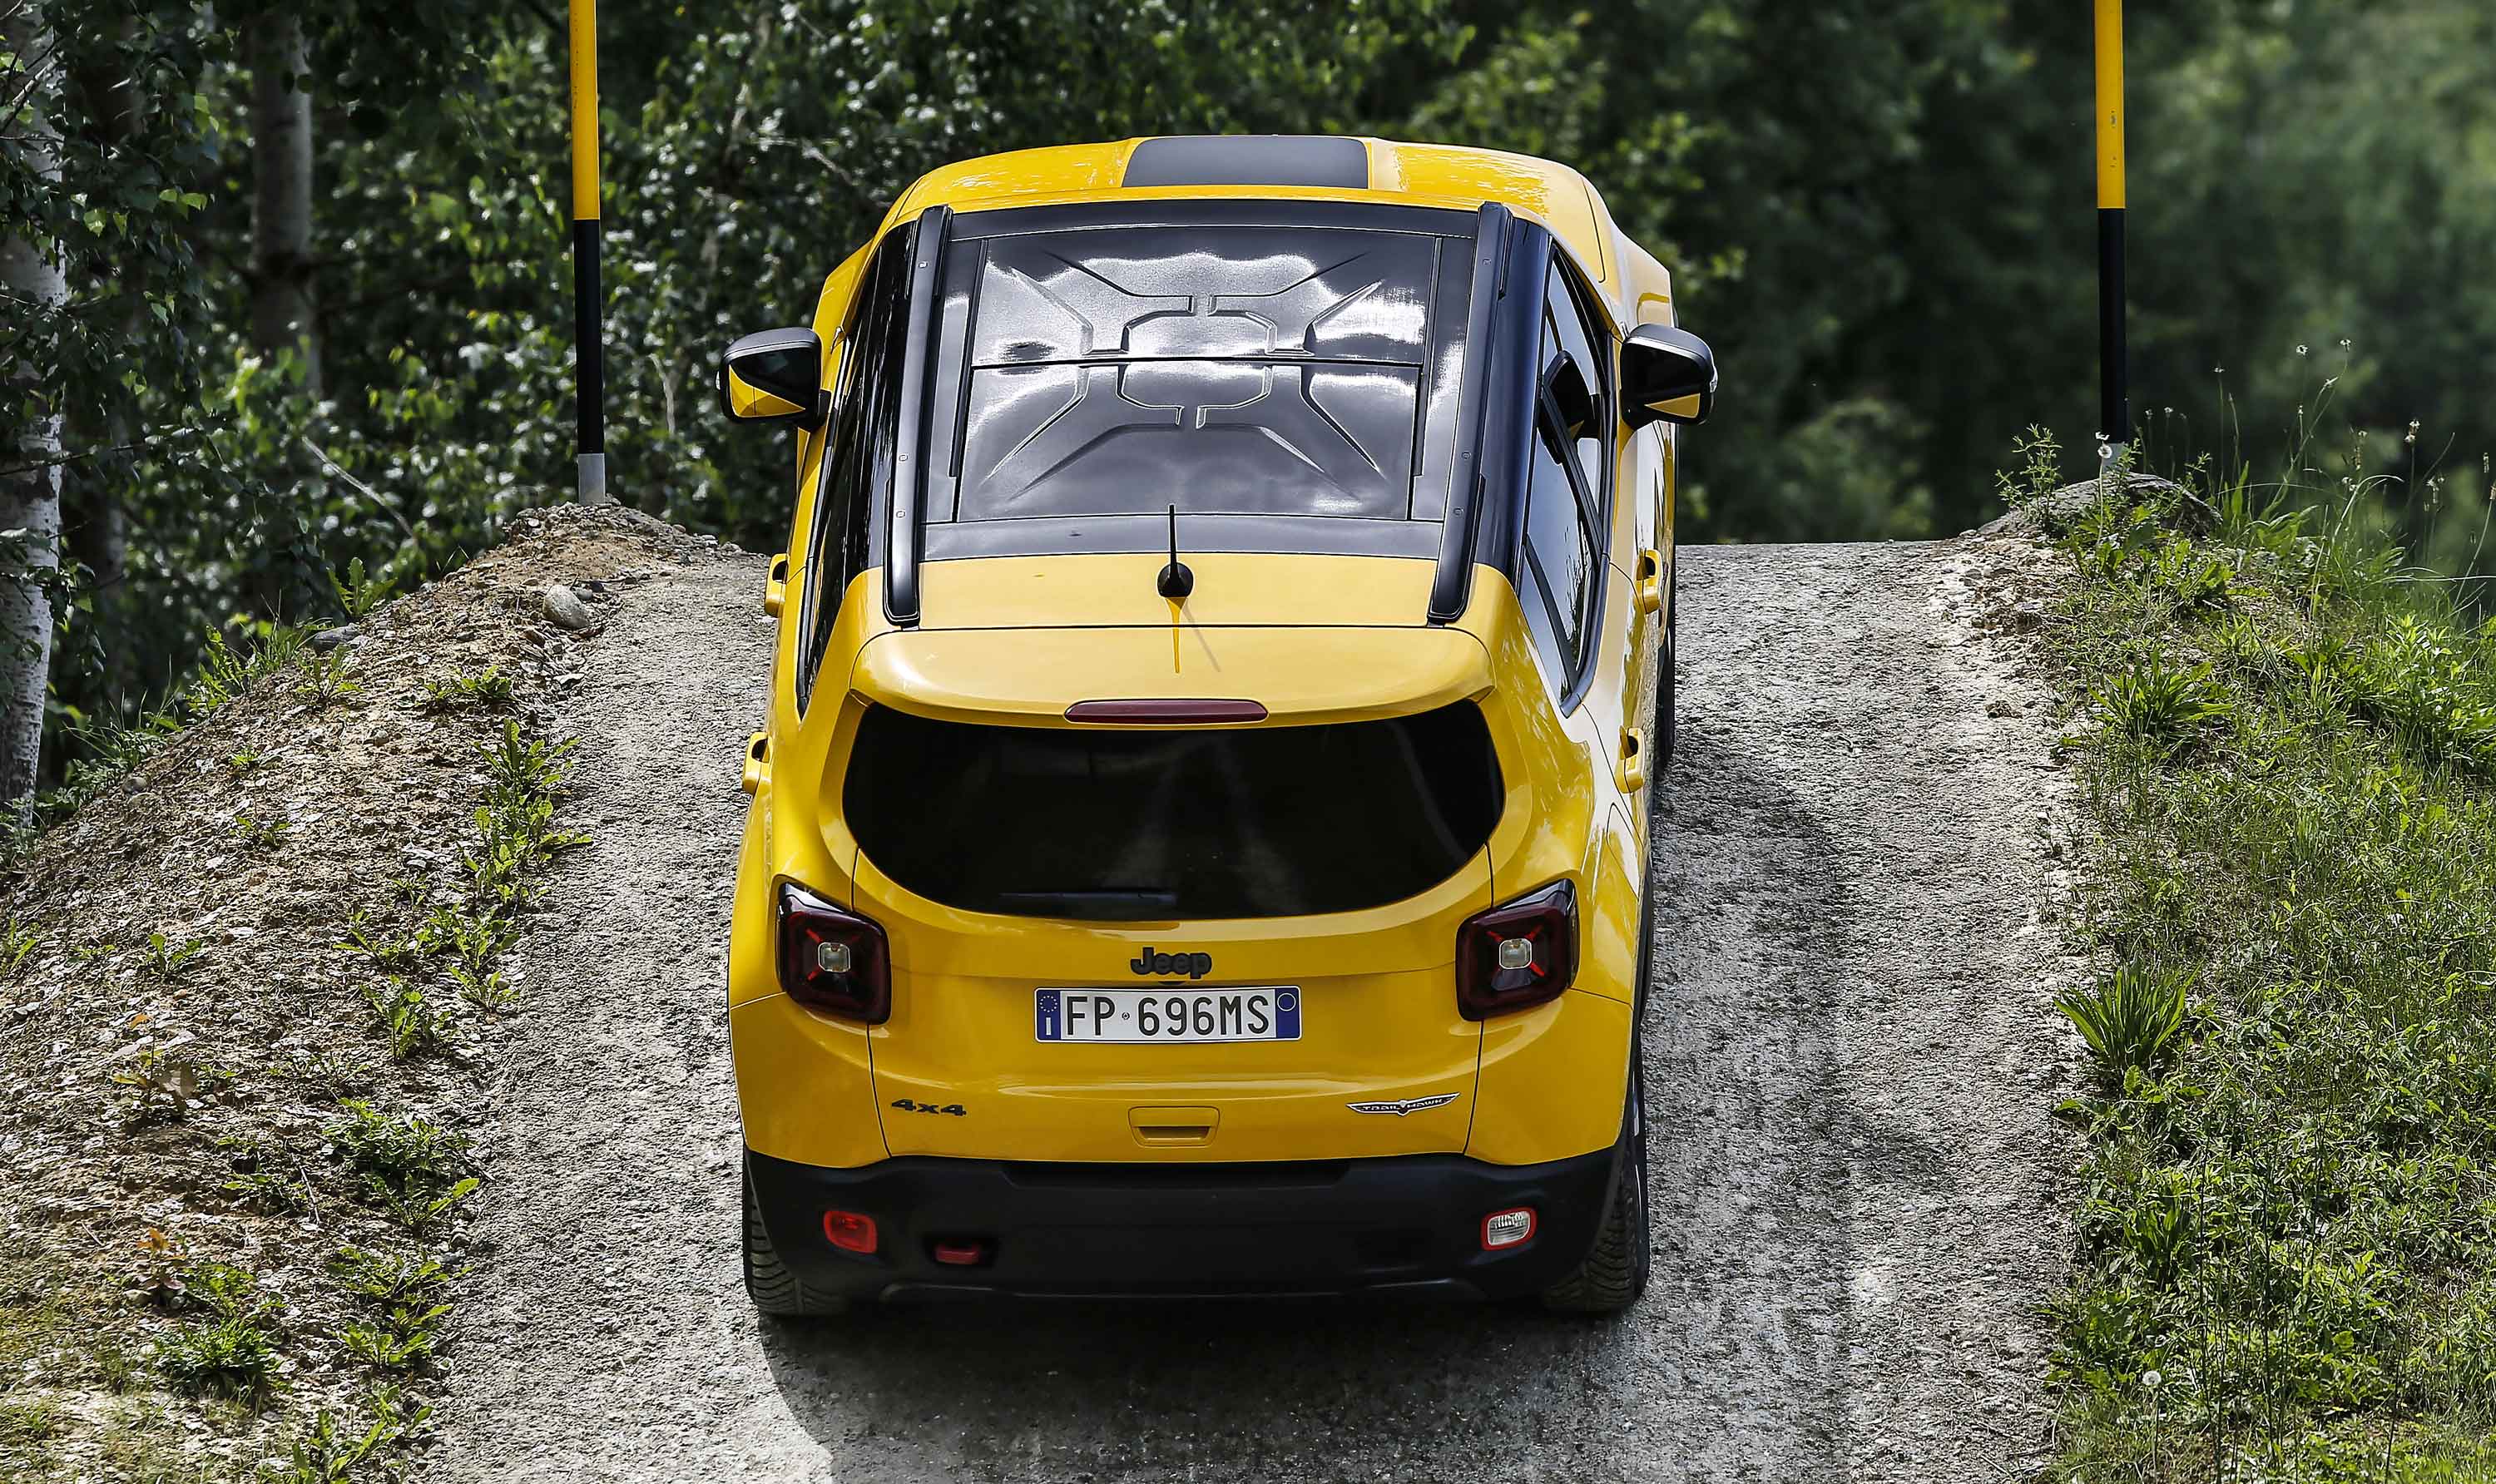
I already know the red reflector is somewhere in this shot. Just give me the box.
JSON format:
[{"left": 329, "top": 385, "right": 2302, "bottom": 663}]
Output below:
[
  {"left": 1064, "top": 699, "right": 1268, "bottom": 725},
  {"left": 822, "top": 1209, "right": 878, "bottom": 1254},
  {"left": 1481, "top": 1207, "right": 1537, "bottom": 1250},
  {"left": 930, "top": 1238, "right": 990, "bottom": 1268}
]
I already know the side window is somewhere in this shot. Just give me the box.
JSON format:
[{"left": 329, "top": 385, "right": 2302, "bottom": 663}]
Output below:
[
  {"left": 797, "top": 227, "right": 912, "bottom": 712},
  {"left": 1542, "top": 269, "right": 1609, "bottom": 487},
  {"left": 1518, "top": 417, "right": 1596, "bottom": 689},
  {"left": 1514, "top": 251, "right": 1612, "bottom": 700}
]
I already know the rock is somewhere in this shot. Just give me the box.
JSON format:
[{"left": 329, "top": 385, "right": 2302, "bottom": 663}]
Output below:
[
  {"left": 310, "top": 625, "right": 358, "bottom": 651},
  {"left": 543, "top": 585, "right": 602, "bottom": 632},
  {"left": 1979, "top": 472, "right": 2189, "bottom": 537}
]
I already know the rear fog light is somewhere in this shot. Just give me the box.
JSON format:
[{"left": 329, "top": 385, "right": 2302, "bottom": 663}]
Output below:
[{"left": 823, "top": 1209, "right": 878, "bottom": 1254}]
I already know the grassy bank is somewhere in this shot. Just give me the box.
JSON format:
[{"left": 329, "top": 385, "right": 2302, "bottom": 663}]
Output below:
[
  {"left": 2033, "top": 450, "right": 2496, "bottom": 1479},
  {"left": 0, "top": 509, "right": 686, "bottom": 1482}
]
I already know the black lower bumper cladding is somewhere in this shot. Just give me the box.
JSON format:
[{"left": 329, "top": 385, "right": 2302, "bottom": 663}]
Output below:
[{"left": 746, "top": 1145, "right": 1620, "bottom": 1303}]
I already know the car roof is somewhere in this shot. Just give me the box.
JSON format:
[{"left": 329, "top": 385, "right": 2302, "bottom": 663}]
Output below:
[{"left": 874, "top": 136, "right": 1675, "bottom": 328}]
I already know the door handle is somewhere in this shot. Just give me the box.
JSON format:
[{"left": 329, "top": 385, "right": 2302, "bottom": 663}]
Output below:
[
  {"left": 741, "top": 732, "right": 770, "bottom": 795},
  {"left": 1635, "top": 548, "right": 1664, "bottom": 616},
  {"left": 764, "top": 552, "right": 790, "bottom": 617},
  {"left": 1615, "top": 727, "right": 1647, "bottom": 794}
]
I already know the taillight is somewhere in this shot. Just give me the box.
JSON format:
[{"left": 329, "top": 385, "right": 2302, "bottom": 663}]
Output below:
[
  {"left": 777, "top": 883, "right": 892, "bottom": 1023},
  {"left": 1455, "top": 880, "right": 1577, "bottom": 1020}
]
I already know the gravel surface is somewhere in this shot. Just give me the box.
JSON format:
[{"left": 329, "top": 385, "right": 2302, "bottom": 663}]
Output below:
[{"left": 437, "top": 535, "right": 2082, "bottom": 1483}]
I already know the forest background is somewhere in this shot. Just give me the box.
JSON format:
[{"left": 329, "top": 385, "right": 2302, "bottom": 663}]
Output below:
[{"left": 2, "top": 0, "right": 2490, "bottom": 802}]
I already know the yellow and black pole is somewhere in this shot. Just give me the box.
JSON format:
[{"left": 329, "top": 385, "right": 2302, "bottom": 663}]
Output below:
[
  {"left": 567, "top": 0, "right": 610, "bottom": 502},
  {"left": 2095, "top": 0, "right": 2128, "bottom": 469}
]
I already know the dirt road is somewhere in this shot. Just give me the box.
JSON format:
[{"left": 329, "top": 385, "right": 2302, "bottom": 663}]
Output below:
[{"left": 437, "top": 534, "right": 2078, "bottom": 1483}]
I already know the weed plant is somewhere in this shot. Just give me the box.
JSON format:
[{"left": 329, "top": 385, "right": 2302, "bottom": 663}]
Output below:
[
  {"left": 324, "top": 1102, "right": 478, "bottom": 1230},
  {"left": 156, "top": 1264, "right": 283, "bottom": 1405},
  {"left": 295, "top": 650, "right": 361, "bottom": 707},
  {"left": 419, "top": 666, "right": 515, "bottom": 714},
  {"left": 141, "top": 932, "right": 206, "bottom": 978},
  {"left": 2, "top": 918, "right": 35, "bottom": 977},
  {"left": 159, "top": 1314, "right": 280, "bottom": 1404},
  {"left": 257, "top": 1383, "right": 430, "bottom": 1483},
  {"left": 234, "top": 812, "right": 294, "bottom": 852},
  {"left": 363, "top": 982, "right": 457, "bottom": 1061}
]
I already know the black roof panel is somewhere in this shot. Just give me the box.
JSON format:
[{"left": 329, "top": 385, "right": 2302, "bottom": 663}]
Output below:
[{"left": 1122, "top": 135, "right": 1369, "bottom": 190}]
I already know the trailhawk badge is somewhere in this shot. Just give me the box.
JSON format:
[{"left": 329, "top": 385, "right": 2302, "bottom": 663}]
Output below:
[{"left": 1346, "top": 1093, "right": 1462, "bottom": 1117}]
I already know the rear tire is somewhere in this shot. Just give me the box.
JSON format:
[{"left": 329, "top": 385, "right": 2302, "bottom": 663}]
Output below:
[
  {"left": 742, "top": 1154, "right": 849, "bottom": 1318},
  {"left": 1541, "top": 1032, "right": 1652, "bottom": 1315}
]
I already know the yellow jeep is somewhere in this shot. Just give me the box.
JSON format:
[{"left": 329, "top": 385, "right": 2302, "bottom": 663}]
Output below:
[{"left": 717, "top": 134, "right": 1716, "bottom": 1312}]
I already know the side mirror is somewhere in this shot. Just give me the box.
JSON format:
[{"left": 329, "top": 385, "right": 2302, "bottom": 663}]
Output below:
[
  {"left": 1621, "top": 324, "right": 1717, "bottom": 428},
  {"left": 1545, "top": 355, "right": 1597, "bottom": 439},
  {"left": 719, "top": 328, "right": 828, "bottom": 428}
]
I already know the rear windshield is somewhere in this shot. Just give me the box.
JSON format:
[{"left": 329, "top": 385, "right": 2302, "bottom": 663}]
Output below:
[{"left": 845, "top": 704, "right": 1503, "bottom": 921}]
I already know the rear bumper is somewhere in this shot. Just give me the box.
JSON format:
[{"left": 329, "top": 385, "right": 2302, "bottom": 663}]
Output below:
[{"left": 745, "top": 1144, "right": 1619, "bottom": 1302}]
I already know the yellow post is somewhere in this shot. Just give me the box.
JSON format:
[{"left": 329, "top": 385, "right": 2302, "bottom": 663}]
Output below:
[
  {"left": 567, "top": 0, "right": 609, "bottom": 502},
  {"left": 2094, "top": 0, "right": 2125, "bottom": 210},
  {"left": 2094, "top": 0, "right": 2127, "bottom": 463}
]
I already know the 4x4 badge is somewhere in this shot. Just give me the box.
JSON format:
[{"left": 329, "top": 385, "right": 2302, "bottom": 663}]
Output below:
[{"left": 1346, "top": 1093, "right": 1462, "bottom": 1117}]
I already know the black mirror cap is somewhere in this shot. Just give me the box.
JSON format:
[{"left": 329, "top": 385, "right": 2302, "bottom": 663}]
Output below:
[
  {"left": 1621, "top": 324, "right": 1717, "bottom": 428},
  {"left": 719, "top": 327, "right": 829, "bottom": 428}
]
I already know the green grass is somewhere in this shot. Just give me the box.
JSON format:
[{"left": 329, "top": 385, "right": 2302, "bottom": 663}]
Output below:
[{"left": 2038, "top": 456, "right": 2496, "bottom": 1480}]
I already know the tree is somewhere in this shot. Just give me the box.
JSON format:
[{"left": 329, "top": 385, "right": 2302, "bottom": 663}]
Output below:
[
  {"left": 59, "top": 10, "right": 150, "bottom": 654},
  {"left": 1389, "top": 0, "right": 2065, "bottom": 542},
  {"left": 246, "top": 6, "right": 316, "bottom": 388},
  {"left": 1, "top": 0, "right": 67, "bottom": 812}
]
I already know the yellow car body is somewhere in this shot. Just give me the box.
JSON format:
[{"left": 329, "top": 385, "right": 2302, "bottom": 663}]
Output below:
[{"left": 718, "top": 135, "right": 1714, "bottom": 1308}]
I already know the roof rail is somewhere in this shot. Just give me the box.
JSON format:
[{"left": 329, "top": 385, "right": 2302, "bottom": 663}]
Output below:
[
  {"left": 883, "top": 205, "right": 952, "bottom": 627},
  {"left": 1428, "top": 202, "right": 1513, "bottom": 625}
]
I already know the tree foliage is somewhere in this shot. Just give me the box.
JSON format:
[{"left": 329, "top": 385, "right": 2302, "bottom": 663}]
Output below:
[{"left": 0, "top": 0, "right": 2488, "bottom": 790}]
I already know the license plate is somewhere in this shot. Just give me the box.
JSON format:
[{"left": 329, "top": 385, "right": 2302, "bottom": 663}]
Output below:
[{"left": 1036, "top": 987, "right": 1301, "bottom": 1043}]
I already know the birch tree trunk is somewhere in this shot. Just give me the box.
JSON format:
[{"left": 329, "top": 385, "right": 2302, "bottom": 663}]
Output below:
[
  {"left": 1, "top": 0, "right": 68, "bottom": 814},
  {"left": 247, "top": 5, "right": 318, "bottom": 393}
]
